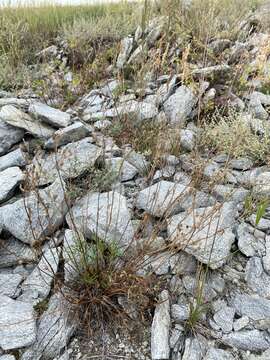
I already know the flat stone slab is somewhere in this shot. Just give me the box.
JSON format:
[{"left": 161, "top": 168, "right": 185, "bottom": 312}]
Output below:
[
  {"left": 0, "top": 273, "right": 23, "bottom": 297},
  {"left": 0, "top": 295, "right": 37, "bottom": 350},
  {"left": 0, "top": 167, "right": 24, "bottom": 203},
  {"left": 0, "top": 148, "right": 27, "bottom": 172},
  {"left": 0, "top": 237, "right": 35, "bottom": 268},
  {"left": 0, "top": 119, "right": 24, "bottom": 156},
  {"left": 29, "top": 101, "right": 71, "bottom": 128},
  {"left": 0, "top": 105, "right": 54, "bottom": 139}
]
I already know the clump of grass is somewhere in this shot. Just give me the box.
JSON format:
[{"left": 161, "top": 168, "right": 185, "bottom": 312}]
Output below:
[{"left": 201, "top": 111, "right": 270, "bottom": 162}]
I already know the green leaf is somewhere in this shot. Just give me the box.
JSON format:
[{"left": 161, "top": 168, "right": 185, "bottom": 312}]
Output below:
[{"left": 255, "top": 200, "right": 269, "bottom": 226}]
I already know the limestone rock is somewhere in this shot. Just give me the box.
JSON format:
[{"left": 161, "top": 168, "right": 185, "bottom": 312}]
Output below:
[
  {"left": 222, "top": 330, "right": 270, "bottom": 351},
  {"left": 0, "top": 119, "right": 24, "bottom": 155},
  {"left": 0, "top": 237, "right": 35, "bottom": 268},
  {"left": 29, "top": 101, "right": 71, "bottom": 128},
  {"left": 0, "top": 167, "right": 24, "bottom": 203},
  {"left": 0, "top": 273, "right": 23, "bottom": 297},
  {"left": 0, "top": 148, "right": 27, "bottom": 172}
]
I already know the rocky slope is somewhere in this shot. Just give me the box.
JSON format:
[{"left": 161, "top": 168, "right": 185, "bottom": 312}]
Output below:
[{"left": 1, "top": 3, "right": 270, "bottom": 360}]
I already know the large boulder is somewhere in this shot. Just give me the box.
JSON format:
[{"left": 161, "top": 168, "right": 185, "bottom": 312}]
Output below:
[
  {"left": 0, "top": 179, "right": 68, "bottom": 245},
  {"left": 66, "top": 191, "right": 134, "bottom": 248}
]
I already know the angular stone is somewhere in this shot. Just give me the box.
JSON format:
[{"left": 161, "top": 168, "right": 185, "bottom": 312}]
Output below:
[
  {"left": 213, "top": 305, "right": 235, "bottom": 333},
  {"left": 168, "top": 202, "right": 236, "bottom": 269},
  {"left": 222, "top": 330, "right": 270, "bottom": 351},
  {"left": 19, "top": 247, "right": 60, "bottom": 305},
  {"left": 66, "top": 191, "right": 134, "bottom": 248},
  {"left": 0, "top": 273, "right": 23, "bottom": 297},
  {"left": 151, "top": 290, "right": 170, "bottom": 360},
  {"left": 231, "top": 293, "right": 270, "bottom": 321},
  {"left": 180, "top": 129, "right": 196, "bottom": 151},
  {"left": 253, "top": 172, "right": 270, "bottom": 197},
  {"left": 249, "top": 214, "right": 270, "bottom": 231},
  {"left": 29, "top": 138, "right": 102, "bottom": 185},
  {"left": 191, "top": 65, "right": 231, "bottom": 79},
  {"left": 0, "top": 105, "right": 54, "bottom": 139},
  {"left": 0, "top": 355, "right": 16, "bottom": 360},
  {"left": 0, "top": 167, "right": 24, "bottom": 203},
  {"left": 229, "top": 158, "right": 253, "bottom": 170},
  {"left": 136, "top": 181, "right": 214, "bottom": 217},
  {"left": 164, "top": 86, "right": 197, "bottom": 125},
  {"left": 237, "top": 222, "right": 265, "bottom": 257},
  {"left": 171, "top": 304, "right": 189, "bottom": 322},
  {"left": 212, "top": 185, "right": 248, "bottom": 203},
  {"left": 0, "top": 120, "right": 24, "bottom": 156},
  {"left": 0, "top": 237, "right": 35, "bottom": 268},
  {"left": 45, "top": 122, "right": 92, "bottom": 149},
  {"left": 182, "top": 336, "right": 207, "bottom": 360},
  {"left": 29, "top": 101, "right": 71, "bottom": 128},
  {"left": 116, "top": 36, "right": 134, "bottom": 69},
  {"left": 204, "top": 348, "right": 234, "bottom": 360},
  {"left": 245, "top": 257, "right": 270, "bottom": 297},
  {"left": 249, "top": 92, "right": 269, "bottom": 120},
  {"left": 0, "top": 97, "right": 29, "bottom": 108},
  {"left": 21, "top": 292, "right": 76, "bottom": 360},
  {"left": 123, "top": 148, "right": 150, "bottom": 175},
  {"left": 105, "top": 157, "right": 138, "bottom": 181},
  {"left": 0, "top": 295, "right": 36, "bottom": 350},
  {"left": 0, "top": 148, "right": 27, "bottom": 172},
  {"left": 1, "top": 179, "right": 68, "bottom": 245}
]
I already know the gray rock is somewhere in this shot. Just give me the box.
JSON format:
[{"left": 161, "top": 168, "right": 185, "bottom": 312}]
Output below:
[
  {"left": 231, "top": 293, "right": 270, "bottom": 321},
  {"left": 0, "top": 120, "right": 24, "bottom": 155},
  {"left": 222, "top": 330, "right": 270, "bottom": 351},
  {"left": 123, "top": 148, "right": 149, "bottom": 175},
  {"left": 263, "top": 236, "right": 270, "bottom": 273},
  {"left": 171, "top": 303, "right": 189, "bottom": 322},
  {"left": 0, "top": 273, "right": 23, "bottom": 297},
  {"left": 116, "top": 36, "right": 134, "bottom": 69},
  {"left": 127, "top": 44, "right": 144, "bottom": 65},
  {"left": 21, "top": 292, "right": 76, "bottom": 360},
  {"left": 66, "top": 191, "right": 134, "bottom": 248},
  {"left": 28, "top": 101, "right": 71, "bottom": 128},
  {"left": 105, "top": 157, "right": 138, "bottom": 181},
  {"left": 204, "top": 348, "right": 234, "bottom": 360},
  {"left": 168, "top": 202, "right": 236, "bottom": 269},
  {"left": 233, "top": 316, "right": 250, "bottom": 331},
  {"left": 237, "top": 222, "right": 265, "bottom": 257},
  {"left": 213, "top": 305, "right": 235, "bottom": 333},
  {"left": 0, "top": 237, "right": 35, "bottom": 268},
  {"left": 164, "top": 86, "right": 197, "bottom": 125},
  {"left": 0, "top": 355, "right": 16, "bottom": 360},
  {"left": 136, "top": 181, "right": 214, "bottom": 217},
  {"left": 0, "top": 295, "right": 36, "bottom": 350},
  {"left": 151, "top": 290, "right": 170, "bottom": 360},
  {"left": 19, "top": 247, "right": 60, "bottom": 305},
  {"left": 248, "top": 349, "right": 270, "bottom": 360},
  {"left": 253, "top": 172, "right": 270, "bottom": 197},
  {"left": 1, "top": 179, "right": 68, "bottom": 245},
  {"left": 86, "top": 100, "right": 158, "bottom": 123},
  {"left": 94, "top": 119, "right": 112, "bottom": 130},
  {"left": 191, "top": 65, "right": 231, "bottom": 79},
  {"left": 229, "top": 158, "right": 253, "bottom": 170},
  {"left": 45, "top": 122, "right": 92, "bottom": 149},
  {"left": 212, "top": 185, "right": 248, "bottom": 203},
  {"left": 245, "top": 257, "right": 270, "bottom": 297},
  {"left": 209, "top": 39, "right": 231, "bottom": 55},
  {"left": 0, "top": 167, "right": 24, "bottom": 203},
  {"left": 180, "top": 129, "right": 196, "bottom": 151},
  {"left": 248, "top": 92, "right": 269, "bottom": 120},
  {"left": 182, "top": 337, "right": 207, "bottom": 360},
  {"left": 0, "top": 97, "right": 29, "bottom": 108},
  {"left": 0, "top": 148, "right": 27, "bottom": 171},
  {"left": 249, "top": 214, "right": 270, "bottom": 231},
  {"left": 29, "top": 138, "right": 102, "bottom": 185},
  {"left": 0, "top": 105, "right": 54, "bottom": 139}
]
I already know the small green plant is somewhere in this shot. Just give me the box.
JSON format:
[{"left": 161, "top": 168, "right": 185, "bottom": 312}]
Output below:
[
  {"left": 33, "top": 298, "right": 49, "bottom": 316},
  {"left": 243, "top": 194, "right": 269, "bottom": 226},
  {"left": 255, "top": 199, "right": 269, "bottom": 226}
]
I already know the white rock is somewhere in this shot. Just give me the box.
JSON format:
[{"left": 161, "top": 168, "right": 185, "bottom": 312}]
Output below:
[
  {"left": 254, "top": 172, "right": 270, "bottom": 197},
  {"left": 116, "top": 36, "right": 134, "bottom": 69},
  {"left": 29, "top": 101, "right": 71, "bottom": 128},
  {"left": 106, "top": 157, "right": 138, "bottom": 181},
  {"left": 151, "top": 290, "right": 170, "bottom": 360},
  {"left": 204, "top": 348, "right": 234, "bottom": 360},
  {"left": 0, "top": 295, "right": 36, "bottom": 350},
  {"left": 0, "top": 273, "right": 23, "bottom": 297},
  {"left": 213, "top": 305, "right": 235, "bottom": 333},
  {"left": 0, "top": 237, "right": 35, "bottom": 268},
  {"left": 222, "top": 330, "right": 270, "bottom": 351},
  {"left": 0, "top": 167, "right": 24, "bottom": 203}
]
